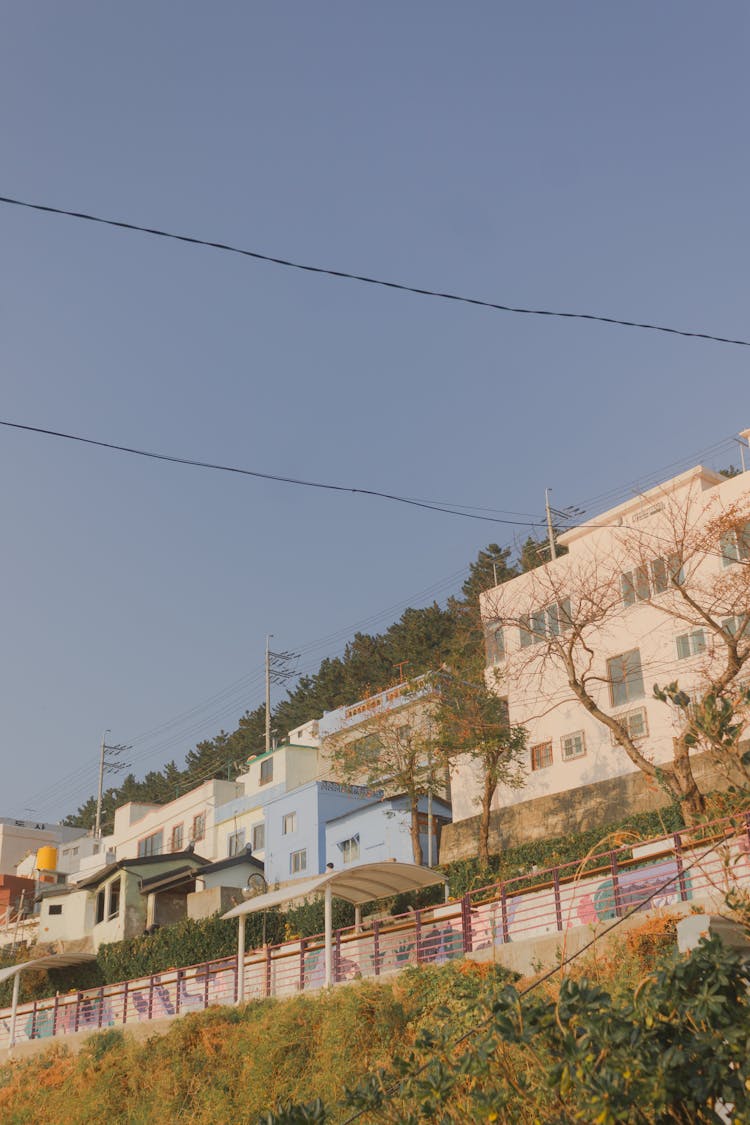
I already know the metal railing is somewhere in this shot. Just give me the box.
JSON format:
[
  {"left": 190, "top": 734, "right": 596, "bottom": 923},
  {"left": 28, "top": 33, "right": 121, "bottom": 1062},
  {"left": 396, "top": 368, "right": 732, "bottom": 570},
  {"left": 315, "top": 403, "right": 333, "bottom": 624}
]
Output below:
[{"left": 2, "top": 810, "right": 749, "bottom": 1049}]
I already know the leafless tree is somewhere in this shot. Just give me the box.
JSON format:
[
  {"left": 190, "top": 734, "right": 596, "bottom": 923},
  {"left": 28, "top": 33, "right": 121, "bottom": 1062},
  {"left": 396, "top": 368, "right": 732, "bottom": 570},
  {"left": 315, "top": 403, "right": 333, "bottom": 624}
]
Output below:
[
  {"left": 325, "top": 681, "right": 441, "bottom": 864},
  {"left": 436, "top": 670, "right": 527, "bottom": 864},
  {"left": 482, "top": 482, "right": 750, "bottom": 823}
]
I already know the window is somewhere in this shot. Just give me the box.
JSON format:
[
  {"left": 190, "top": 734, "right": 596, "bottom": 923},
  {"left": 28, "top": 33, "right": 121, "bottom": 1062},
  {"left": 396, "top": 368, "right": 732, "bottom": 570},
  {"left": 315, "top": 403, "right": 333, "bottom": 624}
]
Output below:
[
  {"left": 192, "top": 813, "right": 206, "bottom": 842},
  {"left": 259, "top": 757, "right": 273, "bottom": 785},
  {"left": 108, "top": 877, "right": 121, "bottom": 920},
  {"left": 607, "top": 649, "right": 644, "bottom": 707},
  {"left": 561, "top": 731, "right": 586, "bottom": 761},
  {"left": 282, "top": 812, "right": 297, "bottom": 836},
  {"left": 530, "top": 742, "right": 553, "bottom": 771},
  {"left": 338, "top": 835, "right": 360, "bottom": 864},
  {"left": 621, "top": 556, "right": 682, "bottom": 606},
  {"left": 676, "top": 630, "right": 707, "bottom": 660},
  {"left": 721, "top": 522, "right": 750, "bottom": 567},
  {"left": 290, "top": 848, "right": 307, "bottom": 874},
  {"left": 251, "top": 823, "right": 265, "bottom": 851},
  {"left": 611, "top": 706, "right": 649, "bottom": 743},
  {"left": 227, "top": 829, "right": 246, "bottom": 857},
  {"left": 48, "top": 903, "right": 63, "bottom": 916},
  {"left": 723, "top": 616, "right": 748, "bottom": 639},
  {"left": 137, "top": 830, "right": 163, "bottom": 858},
  {"left": 519, "top": 599, "right": 571, "bottom": 647},
  {"left": 95, "top": 888, "right": 105, "bottom": 925},
  {"left": 484, "top": 619, "right": 505, "bottom": 664},
  {"left": 171, "top": 824, "right": 184, "bottom": 852}
]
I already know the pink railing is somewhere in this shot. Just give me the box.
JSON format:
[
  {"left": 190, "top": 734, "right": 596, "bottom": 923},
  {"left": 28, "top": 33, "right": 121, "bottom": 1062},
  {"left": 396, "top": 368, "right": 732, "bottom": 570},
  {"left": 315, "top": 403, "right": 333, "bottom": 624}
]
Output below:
[{"left": 2, "top": 811, "right": 749, "bottom": 1049}]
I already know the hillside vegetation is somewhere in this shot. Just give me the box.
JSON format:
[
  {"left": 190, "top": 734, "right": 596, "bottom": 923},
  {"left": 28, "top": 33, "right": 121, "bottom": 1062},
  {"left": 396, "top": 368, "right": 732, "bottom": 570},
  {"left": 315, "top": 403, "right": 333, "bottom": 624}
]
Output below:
[
  {"left": 2, "top": 923, "right": 749, "bottom": 1124},
  {"left": 65, "top": 541, "right": 535, "bottom": 831}
]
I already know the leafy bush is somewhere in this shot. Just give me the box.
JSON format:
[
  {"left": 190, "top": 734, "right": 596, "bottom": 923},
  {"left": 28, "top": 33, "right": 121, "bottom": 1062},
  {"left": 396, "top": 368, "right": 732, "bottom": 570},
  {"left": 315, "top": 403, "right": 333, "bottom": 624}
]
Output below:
[{"left": 270, "top": 937, "right": 750, "bottom": 1124}]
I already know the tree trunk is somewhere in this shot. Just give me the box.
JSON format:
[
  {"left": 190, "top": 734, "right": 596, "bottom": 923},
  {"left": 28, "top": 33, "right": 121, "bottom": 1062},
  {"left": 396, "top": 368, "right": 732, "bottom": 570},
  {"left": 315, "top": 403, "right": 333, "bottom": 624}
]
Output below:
[
  {"left": 478, "top": 771, "right": 495, "bottom": 866},
  {"left": 672, "top": 736, "right": 707, "bottom": 824},
  {"left": 410, "top": 794, "right": 423, "bottom": 865}
]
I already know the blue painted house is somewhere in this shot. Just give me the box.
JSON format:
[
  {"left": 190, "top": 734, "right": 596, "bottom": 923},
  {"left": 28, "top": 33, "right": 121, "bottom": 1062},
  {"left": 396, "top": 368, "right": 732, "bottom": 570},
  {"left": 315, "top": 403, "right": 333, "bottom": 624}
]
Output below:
[
  {"left": 325, "top": 795, "right": 452, "bottom": 871},
  {"left": 262, "top": 780, "right": 379, "bottom": 885}
]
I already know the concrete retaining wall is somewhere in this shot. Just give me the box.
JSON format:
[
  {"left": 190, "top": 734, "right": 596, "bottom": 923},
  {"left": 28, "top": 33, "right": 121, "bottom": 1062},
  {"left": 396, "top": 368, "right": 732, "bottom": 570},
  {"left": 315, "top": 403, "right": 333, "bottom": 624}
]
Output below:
[{"left": 440, "top": 754, "right": 728, "bottom": 864}]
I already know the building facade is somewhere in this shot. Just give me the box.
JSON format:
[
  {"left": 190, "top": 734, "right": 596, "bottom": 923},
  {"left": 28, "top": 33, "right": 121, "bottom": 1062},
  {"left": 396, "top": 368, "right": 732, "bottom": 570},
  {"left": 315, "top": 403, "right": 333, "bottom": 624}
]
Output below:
[{"left": 450, "top": 455, "right": 750, "bottom": 827}]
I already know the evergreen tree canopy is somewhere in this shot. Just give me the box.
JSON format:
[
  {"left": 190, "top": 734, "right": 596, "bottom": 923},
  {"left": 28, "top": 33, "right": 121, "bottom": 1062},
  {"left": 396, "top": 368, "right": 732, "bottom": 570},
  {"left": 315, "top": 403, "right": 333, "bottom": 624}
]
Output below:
[{"left": 65, "top": 540, "right": 529, "bottom": 829}]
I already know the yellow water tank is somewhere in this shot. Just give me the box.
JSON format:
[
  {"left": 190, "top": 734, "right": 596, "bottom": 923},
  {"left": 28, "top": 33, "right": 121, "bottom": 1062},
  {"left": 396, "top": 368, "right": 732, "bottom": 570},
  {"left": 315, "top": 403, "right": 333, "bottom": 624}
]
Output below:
[{"left": 36, "top": 845, "right": 58, "bottom": 874}]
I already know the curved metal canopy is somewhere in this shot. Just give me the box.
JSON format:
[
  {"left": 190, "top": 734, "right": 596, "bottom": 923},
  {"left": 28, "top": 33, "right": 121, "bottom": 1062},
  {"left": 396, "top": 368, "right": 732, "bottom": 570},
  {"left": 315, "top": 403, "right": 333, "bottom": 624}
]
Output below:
[
  {"left": 222, "top": 860, "right": 446, "bottom": 919},
  {"left": 0, "top": 952, "right": 96, "bottom": 986}
]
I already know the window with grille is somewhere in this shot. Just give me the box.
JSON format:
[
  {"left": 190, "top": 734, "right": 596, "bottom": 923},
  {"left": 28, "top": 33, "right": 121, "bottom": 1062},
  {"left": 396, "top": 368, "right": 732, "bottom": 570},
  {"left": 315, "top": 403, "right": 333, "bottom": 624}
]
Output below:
[
  {"left": 621, "top": 556, "right": 683, "bottom": 605},
  {"left": 676, "top": 630, "right": 707, "bottom": 659},
  {"left": 227, "top": 829, "right": 246, "bottom": 857},
  {"left": 137, "top": 830, "right": 163, "bottom": 858},
  {"left": 108, "top": 877, "right": 121, "bottom": 920},
  {"left": 171, "top": 824, "right": 184, "bottom": 851},
  {"left": 607, "top": 650, "right": 644, "bottom": 707},
  {"left": 561, "top": 731, "right": 586, "bottom": 761},
  {"left": 338, "top": 835, "right": 360, "bottom": 864},
  {"left": 192, "top": 813, "right": 206, "bottom": 842},
  {"left": 484, "top": 619, "right": 505, "bottom": 664},
  {"left": 290, "top": 848, "right": 307, "bottom": 874},
  {"left": 519, "top": 599, "right": 572, "bottom": 647},
  {"left": 530, "top": 742, "right": 553, "bottom": 771},
  {"left": 721, "top": 523, "right": 750, "bottom": 567},
  {"left": 611, "top": 706, "right": 649, "bottom": 744}
]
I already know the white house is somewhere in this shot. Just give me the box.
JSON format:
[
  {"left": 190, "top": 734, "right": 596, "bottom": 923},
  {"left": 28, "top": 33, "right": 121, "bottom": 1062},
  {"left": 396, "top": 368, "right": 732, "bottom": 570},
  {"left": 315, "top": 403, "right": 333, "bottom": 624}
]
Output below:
[
  {"left": 212, "top": 720, "right": 323, "bottom": 869},
  {"left": 450, "top": 445, "right": 750, "bottom": 830},
  {"left": 110, "top": 779, "right": 242, "bottom": 864}
]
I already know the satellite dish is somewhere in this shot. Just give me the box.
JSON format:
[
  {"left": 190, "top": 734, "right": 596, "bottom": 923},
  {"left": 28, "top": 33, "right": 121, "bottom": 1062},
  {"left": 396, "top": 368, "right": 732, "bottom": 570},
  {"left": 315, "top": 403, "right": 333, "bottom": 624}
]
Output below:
[{"left": 242, "top": 872, "right": 267, "bottom": 899}]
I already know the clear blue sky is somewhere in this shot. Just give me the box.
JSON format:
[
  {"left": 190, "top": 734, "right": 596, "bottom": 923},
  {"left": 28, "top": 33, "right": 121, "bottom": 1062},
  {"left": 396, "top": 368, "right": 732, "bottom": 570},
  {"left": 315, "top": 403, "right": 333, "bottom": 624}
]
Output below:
[{"left": 1, "top": 3, "right": 747, "bottom": 820}]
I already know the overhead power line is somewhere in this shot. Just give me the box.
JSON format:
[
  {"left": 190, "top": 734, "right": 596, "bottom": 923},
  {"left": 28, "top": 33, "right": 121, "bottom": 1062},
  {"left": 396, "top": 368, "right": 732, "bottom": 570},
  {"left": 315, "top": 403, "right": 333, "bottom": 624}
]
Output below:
[
  {"left": 1, "top": 193, "right": 748, "bottom": 348},
  {"left": 0, "top": 418, "right": 545, "bottom": 528}
]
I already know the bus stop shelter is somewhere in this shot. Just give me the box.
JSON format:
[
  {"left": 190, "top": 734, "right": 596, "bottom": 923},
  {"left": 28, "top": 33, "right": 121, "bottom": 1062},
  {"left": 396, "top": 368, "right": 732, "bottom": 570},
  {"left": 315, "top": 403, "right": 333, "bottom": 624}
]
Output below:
[
  {"left": 222, "top": 861, "right": 447, "bottom": 997},
  {"left": 0, "top": 952, "right": 97, "bottom": 1048}
]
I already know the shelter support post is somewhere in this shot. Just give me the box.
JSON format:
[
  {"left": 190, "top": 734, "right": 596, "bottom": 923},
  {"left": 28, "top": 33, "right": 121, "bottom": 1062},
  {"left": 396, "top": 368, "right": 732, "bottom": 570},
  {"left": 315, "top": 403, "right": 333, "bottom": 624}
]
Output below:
[
  {"left": 354, "top": 905, "right": 362, "bottom": 932},
  {"left": 324, "top": 883, "right": 333, "bottom": 988},
  {"left": 237, "top": 913, "right": 246, "bottom": 1004},
  {"left": 9, "top": 971, "right": 20, "bottom": 1048}
]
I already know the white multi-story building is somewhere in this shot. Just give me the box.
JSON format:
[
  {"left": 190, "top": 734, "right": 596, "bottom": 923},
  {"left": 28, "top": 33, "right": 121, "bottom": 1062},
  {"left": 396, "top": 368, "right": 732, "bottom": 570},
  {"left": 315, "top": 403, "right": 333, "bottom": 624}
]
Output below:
[
  {"left": 110, "top": 779, "right": 243, "bottom": 864},
  {"left": 450, "top": 444, "right": 750, "bottom": 827}
]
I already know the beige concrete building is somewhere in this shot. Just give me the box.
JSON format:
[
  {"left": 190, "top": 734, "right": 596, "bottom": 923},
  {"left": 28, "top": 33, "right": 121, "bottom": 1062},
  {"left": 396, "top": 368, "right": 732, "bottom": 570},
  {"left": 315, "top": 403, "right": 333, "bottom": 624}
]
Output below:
[{"left": 450, "top": 445, "right": 750, "bottom": 833}]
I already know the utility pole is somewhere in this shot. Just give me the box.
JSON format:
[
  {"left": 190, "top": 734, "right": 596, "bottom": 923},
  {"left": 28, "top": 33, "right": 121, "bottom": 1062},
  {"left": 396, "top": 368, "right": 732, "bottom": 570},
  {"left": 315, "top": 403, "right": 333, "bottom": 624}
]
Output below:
[
  {"left": 394, "top": 660, "right": 409, "bottom": 684},
  {"left": 95, "top": 732, "right": 130, "bottom": 838},
  {"left": 265, "top": 635, "right": 272, "bottom": 756},
  {"left": 545, "top": 488, "right": 557, "bottom": 561},
  {"left": 264, "top": 639, "right": 300, "bottom": 755}
]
